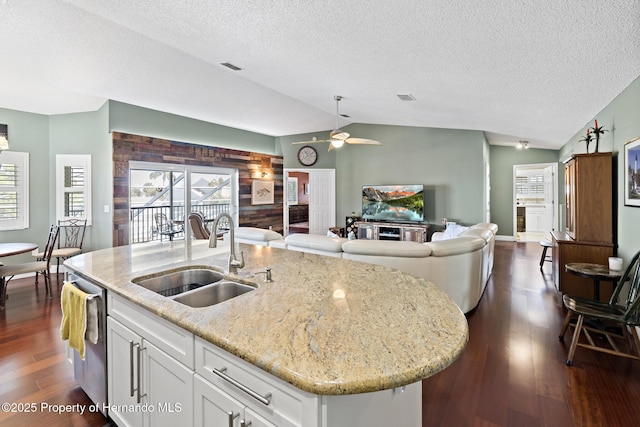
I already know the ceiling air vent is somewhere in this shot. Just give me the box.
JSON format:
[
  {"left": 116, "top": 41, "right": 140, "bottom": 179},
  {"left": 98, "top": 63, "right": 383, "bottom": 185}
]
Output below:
[
  {"left": 220, "top": 62, "right": 242, "bottom": 71},
  {"left": 397, "top": 94, "right": 416, "bottom": 101}
]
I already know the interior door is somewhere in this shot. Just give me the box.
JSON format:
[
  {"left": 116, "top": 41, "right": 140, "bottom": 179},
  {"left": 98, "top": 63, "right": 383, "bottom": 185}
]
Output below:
[
  {"left": 284, "top": 168, "right": 335, "bottom": 235},
  {"left": 308, "top": 169, "right": 336, "bottom": 235}
]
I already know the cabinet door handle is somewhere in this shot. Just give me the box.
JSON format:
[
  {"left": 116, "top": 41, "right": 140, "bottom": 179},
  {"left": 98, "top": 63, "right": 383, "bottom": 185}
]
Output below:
[
  {"left": 212, "top": 367, "right": 272, "bottom": 406},
  {"left": 129, "top": 341, "right": 138, "bottom": 398},
  {"left": 227, "top": 411, "right": 239, "bottom": 427},
  {"left": 135, "top": 344, "right": 147, "bottom": 403}
]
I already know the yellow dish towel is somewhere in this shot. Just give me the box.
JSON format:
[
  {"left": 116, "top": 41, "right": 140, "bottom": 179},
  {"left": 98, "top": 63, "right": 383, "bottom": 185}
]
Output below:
[{"left": 60, "top": 282, "right": 89, "bottom": 360}]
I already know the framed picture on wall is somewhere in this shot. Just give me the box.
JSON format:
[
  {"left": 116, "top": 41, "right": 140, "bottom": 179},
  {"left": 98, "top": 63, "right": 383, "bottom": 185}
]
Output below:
[
  {"left": 251, "top": 180, "right": 274, "bottom": 205},
  {"left": 624, "top": 136, "right": 640, "bottom": 207},
  {"left": 287, "top": 177, "right": 298, "bottom": 205}
]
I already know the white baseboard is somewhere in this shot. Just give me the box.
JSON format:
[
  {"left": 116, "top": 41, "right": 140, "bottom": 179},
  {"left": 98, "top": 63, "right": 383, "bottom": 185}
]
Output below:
[{"left": 495, "top": 234, "right": 516, "bottom": 241}]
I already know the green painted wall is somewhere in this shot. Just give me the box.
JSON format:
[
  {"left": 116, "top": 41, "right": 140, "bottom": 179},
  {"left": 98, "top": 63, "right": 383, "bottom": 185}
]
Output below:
[
  {"left": 108, "top": 101, "right": 277, "bottom": 154},
  {"left": 489, "top": 146, "right": 560, "bottom": 237},
  {"left": 279, "top": 123, "right": 488, "bottom": 228},
  {"left": 0, "top": 108, "right": 50, "bottom": 262},
  {"left": 49, "top": 103, "right": 111, "bottom": 250},
  {"left": 277, "top": 131, "right": 338, "bottom": 170},
  {"left": 560, "top": 74, "right": 640, "bottom": 261}
]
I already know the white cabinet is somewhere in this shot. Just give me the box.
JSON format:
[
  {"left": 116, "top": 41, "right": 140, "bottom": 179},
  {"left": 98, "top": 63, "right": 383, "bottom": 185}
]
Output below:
[
  {"left": 107, "top": 294, "right": 422, "bottom": 427},
  {"left": 195, "top": 337, "right": 314, "bottom": 427},
  {"left": 107, "top": 294, "right": 194, "bottom": 427},
  {"left": 356, "top": 221, "right": 429, "bottom": 242},
  {"left": 525, "top": 206, "right": 551, "bottom": 232},
  {"left": 194, "top": 374, "right": 276, "bottom": 427},
  {"left": 145, "top": 340, "right": 193, "bottom": 427},
  {"left": 194, "top": 336, "right": 421, "bottom": 427},
  {"left": 107, "top": 316, "right": 144, "bottom": 427}
]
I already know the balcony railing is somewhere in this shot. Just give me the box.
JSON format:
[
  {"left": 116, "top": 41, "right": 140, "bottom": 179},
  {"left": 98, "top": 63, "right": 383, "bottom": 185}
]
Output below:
[{"left": 130, "top": 203, "right": 230, "bottom": 243}]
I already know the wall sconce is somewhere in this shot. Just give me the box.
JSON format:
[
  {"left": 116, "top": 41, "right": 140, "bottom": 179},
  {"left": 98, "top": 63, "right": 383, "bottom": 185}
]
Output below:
[{"left": 516, "top": 140, "right": 529, "bottom": 150}]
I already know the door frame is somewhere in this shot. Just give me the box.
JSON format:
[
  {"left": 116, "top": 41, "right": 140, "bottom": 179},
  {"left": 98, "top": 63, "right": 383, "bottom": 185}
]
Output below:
[
  {"left": 283, "top": 168, "right": 336, "bottom": 236},
  {"left": 512, "top": 162, "right": 558, "bottom": 241}
]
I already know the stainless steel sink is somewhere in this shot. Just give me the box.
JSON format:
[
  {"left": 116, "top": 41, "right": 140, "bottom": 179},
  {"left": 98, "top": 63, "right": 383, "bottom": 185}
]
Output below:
[
  {"left": 131, "top": 268, "right": 225, "bottom": 297},
  {"left": 171, "top": 280, "right": 257, "bottom": 308}
]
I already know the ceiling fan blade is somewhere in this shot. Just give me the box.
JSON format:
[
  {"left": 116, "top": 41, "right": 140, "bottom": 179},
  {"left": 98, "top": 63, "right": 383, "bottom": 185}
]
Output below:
[
  {"left": 291, "top": 139, "right": 330, "bottom": 145},
  {"left": 345, "top": 138, "right": 382, "bottom": 145}
]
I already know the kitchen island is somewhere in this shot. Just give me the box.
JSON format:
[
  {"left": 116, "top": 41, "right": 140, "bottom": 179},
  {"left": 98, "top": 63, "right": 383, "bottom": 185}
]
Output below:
[{"left": 65, "top": 239, "right": 468, "bottom": 426}]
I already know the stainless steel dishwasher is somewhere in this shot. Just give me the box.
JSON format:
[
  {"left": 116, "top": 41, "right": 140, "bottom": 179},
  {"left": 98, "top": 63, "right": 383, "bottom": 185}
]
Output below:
[{"left": 68, "top": 273, "right": 108, "bottom": 417}]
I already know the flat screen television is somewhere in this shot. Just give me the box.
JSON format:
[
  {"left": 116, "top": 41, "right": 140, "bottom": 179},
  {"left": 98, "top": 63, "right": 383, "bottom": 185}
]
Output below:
[{"left": 362, "top": 184, "right": 424, "bottom": 223}]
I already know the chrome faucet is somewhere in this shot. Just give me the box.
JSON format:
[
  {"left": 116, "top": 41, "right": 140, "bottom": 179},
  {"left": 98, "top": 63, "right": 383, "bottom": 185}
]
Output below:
[{"left": 209, "top": 213, "right": 244, "bottom": 274}]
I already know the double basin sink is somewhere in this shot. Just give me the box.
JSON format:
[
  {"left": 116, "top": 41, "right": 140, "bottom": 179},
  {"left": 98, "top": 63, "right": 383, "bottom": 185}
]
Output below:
[{"left": 131, "top": 267, "right": 256, "bottom": 308}]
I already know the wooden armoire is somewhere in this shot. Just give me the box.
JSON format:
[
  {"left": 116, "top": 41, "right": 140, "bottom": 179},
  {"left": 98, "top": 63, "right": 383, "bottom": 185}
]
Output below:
[{"left": 551, "top": 152, "right": 615, "bottom": 301}]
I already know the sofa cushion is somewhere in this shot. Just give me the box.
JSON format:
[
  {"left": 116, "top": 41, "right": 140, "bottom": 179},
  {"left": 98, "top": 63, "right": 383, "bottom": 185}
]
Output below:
[
  {"left": 471, "top": 223, "right": 498, "bottom": 234},
  {"left": 342, "top": 240, "right": 432, "bottom": 258},
  {"left": 235, "top": 227, "right": 283, "bottom": 242},
  {"left": 268, "top": 239, "right": 287, "bottom": 249},
  {"left": 425, "top": 237, "right": 485, "bottom": 257},
  {"left": 284, "top": 234, "right": 347, "bottom": 253},
  {"left": 460, "top": 228, "right": 493, "bottom": 242}
]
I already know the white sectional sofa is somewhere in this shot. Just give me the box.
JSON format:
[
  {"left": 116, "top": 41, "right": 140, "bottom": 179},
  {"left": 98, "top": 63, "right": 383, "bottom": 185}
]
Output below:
[{"left": 234, "top": 223, "right": 498, "bottom": 314}]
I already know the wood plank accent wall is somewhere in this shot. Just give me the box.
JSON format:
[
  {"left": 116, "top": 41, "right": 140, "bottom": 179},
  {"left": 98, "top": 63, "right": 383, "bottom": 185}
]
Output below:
[{"left": 112, "top": 132, "right": 283, "bottom": 247}]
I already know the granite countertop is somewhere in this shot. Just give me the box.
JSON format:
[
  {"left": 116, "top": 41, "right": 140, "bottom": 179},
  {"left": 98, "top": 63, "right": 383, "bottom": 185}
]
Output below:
[{"left": 65, "top": 239, "right": 468, "bottom": 395}]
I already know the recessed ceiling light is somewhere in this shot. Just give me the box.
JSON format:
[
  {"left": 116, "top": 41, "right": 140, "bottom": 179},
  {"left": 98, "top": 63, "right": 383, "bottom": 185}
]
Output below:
[
  {"left": 397, "top": 94, "right": 416, "bottom": 101},
  {"left": 220, "top": 62, "right": 242, "bottom": 71}
]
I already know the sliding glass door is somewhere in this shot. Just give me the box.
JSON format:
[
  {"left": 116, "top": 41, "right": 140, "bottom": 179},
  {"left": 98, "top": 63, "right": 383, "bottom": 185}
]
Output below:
[{"left": 129, "top": 162, "right": 237, "bottom": 243}]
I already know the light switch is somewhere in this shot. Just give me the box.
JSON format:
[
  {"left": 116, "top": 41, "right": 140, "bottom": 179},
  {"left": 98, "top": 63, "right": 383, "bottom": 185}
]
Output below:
[{"left": 104, "top": 205, "right": 110, "bottom": 213}]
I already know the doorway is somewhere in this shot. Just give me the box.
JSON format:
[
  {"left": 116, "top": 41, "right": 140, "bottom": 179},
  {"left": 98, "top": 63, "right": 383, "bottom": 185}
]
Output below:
[
  {"left": 129, "top": 161, "right": 238, "bottom": 243},
  {"left": 513, "top": 163, "right": 558, "bottom": 242},
  {"left": 284, "top": 168, "right": 336, "bottom": 236}
]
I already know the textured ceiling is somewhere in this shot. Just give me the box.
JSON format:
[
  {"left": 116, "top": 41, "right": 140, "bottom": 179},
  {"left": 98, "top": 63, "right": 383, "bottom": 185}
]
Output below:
[{"left": 1, "top": 0, "right": 639, "bottom": 149}]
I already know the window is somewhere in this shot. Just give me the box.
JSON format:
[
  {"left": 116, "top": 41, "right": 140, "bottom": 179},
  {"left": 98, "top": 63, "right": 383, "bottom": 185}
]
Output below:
[
  {"left": 56, "top": 154, "right": 92, "bottom": 225},
  {"left": 0, "top": 151, "right": 29, "bottom": 230},
  {"left": 516, "top": 174, "right": 545, "bottom": 197},
  {"left": 129, "top": 162, "right": 237, "bottom": 243}
]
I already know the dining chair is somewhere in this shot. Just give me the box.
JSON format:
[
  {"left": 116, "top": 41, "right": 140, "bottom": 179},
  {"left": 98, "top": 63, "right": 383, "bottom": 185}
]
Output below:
[
  {"left": 559, "top": 249, "right": 640, "bottom": 366},
  {"left": 188, "top": 212, "right": 210, "bottom": 239},
  {"left": 154, "top": 212, "right": 183, "bottom": 241},
  {"left": 33, "top": 218, "right": 87, "bottom": 281},
  {"left": 0, "top": 225, "right": 60, "bottom": 310}
]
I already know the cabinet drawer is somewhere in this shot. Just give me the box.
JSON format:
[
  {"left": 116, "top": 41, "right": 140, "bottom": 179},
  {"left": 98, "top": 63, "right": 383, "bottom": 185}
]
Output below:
[
  {"left": 108, "top": 293, "right": 194, "bottom": 369},
  {"left": 195, "top": 337, "right": 318, "bottom": 427}
]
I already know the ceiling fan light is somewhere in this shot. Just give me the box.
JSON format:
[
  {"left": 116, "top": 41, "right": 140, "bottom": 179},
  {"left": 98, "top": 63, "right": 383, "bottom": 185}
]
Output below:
[
  {"left": 330, "top": 129, "right": 349, "bottom": 140},
  {"left": 330, "top": 139, "right": 345, "bottom": 149}
]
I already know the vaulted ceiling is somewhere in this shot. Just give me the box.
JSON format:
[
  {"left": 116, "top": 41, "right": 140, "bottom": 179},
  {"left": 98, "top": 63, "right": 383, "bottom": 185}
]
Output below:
[{"left": 1, "top": 0, "right": 639, "bottom": 149}]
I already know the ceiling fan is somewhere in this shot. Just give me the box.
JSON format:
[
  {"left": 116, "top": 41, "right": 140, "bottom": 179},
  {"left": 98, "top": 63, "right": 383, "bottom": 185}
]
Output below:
[{"left": 292, "top": 96, "right": 382, "bottom": 151}]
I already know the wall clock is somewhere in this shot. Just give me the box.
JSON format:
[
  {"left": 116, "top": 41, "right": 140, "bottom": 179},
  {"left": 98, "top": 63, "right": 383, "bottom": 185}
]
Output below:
[{"left": 297, "top": 145, "right": 318, "bottom": 166}]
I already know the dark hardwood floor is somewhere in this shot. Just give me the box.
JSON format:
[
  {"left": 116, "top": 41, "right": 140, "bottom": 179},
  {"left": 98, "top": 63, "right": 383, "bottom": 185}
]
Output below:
[
  {"left": 1, "top": 241, "right": 638, "bottom": 426},
  {"left": 423, "top": 241, "right": 640, "bottom": 427},
  {"left": 0, "top": 274, "right": 111, "bottom": 426}
]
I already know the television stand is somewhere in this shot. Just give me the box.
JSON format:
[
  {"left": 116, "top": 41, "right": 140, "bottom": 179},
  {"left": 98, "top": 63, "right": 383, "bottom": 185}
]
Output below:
[{"left": 356, "top": 221, "right": 430, "bottom": 243}]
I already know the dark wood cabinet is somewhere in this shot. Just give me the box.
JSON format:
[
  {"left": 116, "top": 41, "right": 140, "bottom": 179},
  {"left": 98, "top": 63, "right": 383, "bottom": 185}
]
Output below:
[
  {"left": 289, "top": 204, "right": 308, "bottom": 224},
  {"left": 552, "top": 231, "right": 614, "bottom": 301},
  {"left": 553, "top": 152, "right": 615, "bottom": 301},
  {"left": 564, "top": 152, "right": 613, "bottom": 244}
]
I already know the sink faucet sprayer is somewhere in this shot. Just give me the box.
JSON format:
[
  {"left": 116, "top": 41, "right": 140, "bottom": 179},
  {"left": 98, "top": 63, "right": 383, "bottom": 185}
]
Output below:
[{"left": 209, "top": 213, "right": 244, "bottom": 274}]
